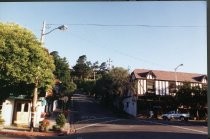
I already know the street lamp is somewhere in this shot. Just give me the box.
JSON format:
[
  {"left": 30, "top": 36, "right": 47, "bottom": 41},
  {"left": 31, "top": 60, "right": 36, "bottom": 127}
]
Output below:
[
  {"left": 30, "top": 21, "right": 67, "bottom": 132},
  {"left": 40, "top": 21, "right": 68, "bottom": 43},
  {"left": 174, "top": 64, "right": 183, "bottom": 90}
]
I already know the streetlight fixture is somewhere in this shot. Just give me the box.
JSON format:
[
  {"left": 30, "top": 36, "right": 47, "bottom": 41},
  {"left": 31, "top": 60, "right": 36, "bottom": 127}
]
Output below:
[
  {"left": 40, "top": 21, "right": 68, "bottom": 43},
  {"left": 30, "top": 21, "right": 67, "bottom": 132},
  {"left": 174, "top": 64, "right": 183, "bottom": 90}
]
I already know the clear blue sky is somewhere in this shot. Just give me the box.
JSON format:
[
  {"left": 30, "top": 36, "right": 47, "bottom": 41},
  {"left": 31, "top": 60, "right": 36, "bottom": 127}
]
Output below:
[{"left": 0, "top": 1, "right": 207, "bottom": 74}]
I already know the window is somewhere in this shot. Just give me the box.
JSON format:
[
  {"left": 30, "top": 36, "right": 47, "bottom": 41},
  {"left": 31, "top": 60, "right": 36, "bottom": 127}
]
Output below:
[
  {"left": 17, "top": 103, "right": 21, "bottom": 111},
  {"left": 169, "top": 81, "right": 176, "bottom": 94},
  {"left": 126, "top": 102, "right": 129, "bottom": 108},
  {"left": 202, "top": 83, "right": 207, "bottom": 89},
  {"left": 24, "top": 103, "right": 28, "bottom": 112},
  {"left": 147, "top": 80, "right": 155, "bottom": 93}
]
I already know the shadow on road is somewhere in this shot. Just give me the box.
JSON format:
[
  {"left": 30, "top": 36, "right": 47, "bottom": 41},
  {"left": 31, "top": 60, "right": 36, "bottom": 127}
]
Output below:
[
  {"left": 69, "top": 131, "right": 207, "bottom": 139},
  {"left": 1, "top": 130, "right": 207, "bottom": 139}
]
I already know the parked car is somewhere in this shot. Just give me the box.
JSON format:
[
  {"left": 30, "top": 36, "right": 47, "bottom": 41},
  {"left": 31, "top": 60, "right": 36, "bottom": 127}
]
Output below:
[{"left": 161, "top": 111, "right": 190, "bottom": 121}]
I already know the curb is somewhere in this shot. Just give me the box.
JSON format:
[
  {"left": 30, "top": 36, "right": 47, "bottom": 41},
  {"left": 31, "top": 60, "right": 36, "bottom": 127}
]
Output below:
[{"left": 0, "top": 130, "right": 59, "bottom": 137}]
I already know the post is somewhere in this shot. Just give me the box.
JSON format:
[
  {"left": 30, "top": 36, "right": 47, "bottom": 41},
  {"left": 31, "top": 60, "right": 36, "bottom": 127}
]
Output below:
[
  {"left": 93, "top": 70, "right": 96, "bottom": 80},
  {"left": 30, "top": 79, "right": 38, "bottom": 132},
  {"left": 174, "top": 64, "right": 183, "bottom": 91},
  {"left": 40, "top": 21, "right": 46, "bottom": 43},
  {"left": 207, "top": 1, "right": 210, "bottom": 138},
  {"left": 107, "top": 58, "right": 112, "bottom": 71}
]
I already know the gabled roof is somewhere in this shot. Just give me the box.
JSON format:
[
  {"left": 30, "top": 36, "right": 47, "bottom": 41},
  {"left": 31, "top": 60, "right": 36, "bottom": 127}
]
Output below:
[{"left": 132, "top": 69, "right": 207, "bottom": 83}]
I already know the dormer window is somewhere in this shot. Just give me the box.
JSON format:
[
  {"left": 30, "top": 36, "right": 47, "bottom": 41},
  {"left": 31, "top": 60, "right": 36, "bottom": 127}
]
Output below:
[
  {"left": 146, "top": 71, "right": 156, "bottom": 79},
  {"left": 201, "top": 76, "right": 207, "bottom": 84}
]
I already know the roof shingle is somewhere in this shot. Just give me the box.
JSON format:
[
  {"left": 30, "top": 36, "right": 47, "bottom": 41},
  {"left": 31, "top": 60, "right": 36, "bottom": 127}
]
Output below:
[{"left": 132, "top": 69, "right": 207, "bottom": 83}]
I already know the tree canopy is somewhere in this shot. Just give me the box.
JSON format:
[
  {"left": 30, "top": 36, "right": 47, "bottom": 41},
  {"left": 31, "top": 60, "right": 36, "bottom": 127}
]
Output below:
[
  {"left": 94, "top": 67, "right": 130, "bottom": 110},
  {"left": 0, "top": 23, "right": 55, "bottom": 99},
  {"left": 72, "top": 55, "right": 92, "bottom": 80},
  {"left": 50, "top": 51, "right": 76, "bottom": 95}
]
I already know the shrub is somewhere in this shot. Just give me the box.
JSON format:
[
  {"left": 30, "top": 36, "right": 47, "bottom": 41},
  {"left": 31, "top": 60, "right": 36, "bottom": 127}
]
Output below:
[
  {"left": 0, "top": 111, "right": 5, "bottom": 125},
  {"left": 39, "top": 119, "right": 50, "bottom": 128},
  {"left": 55, "top": 113, "right": 66, "bottom": 128},
  {"left": 0, "top": 118, "right": 4, "bottom": 125},
  {"left": 39, "top": 119, "right": 50, "bottom": 132},
  {"left": 52, "top": 124, "right": 61, "bottom": 131}
]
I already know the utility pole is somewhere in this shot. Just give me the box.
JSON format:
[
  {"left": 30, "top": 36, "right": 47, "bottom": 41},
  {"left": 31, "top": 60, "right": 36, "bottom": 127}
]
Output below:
[
  {"left": 30, "top": 21, "right": 67, "bottom": 132},
  {"left": 93, "top": 70, "right": 96, "bottom": 80},
  {"left": 40, "top": 21, "right": 46, "bottom": 43},
  {"left": 107, "top": 58, "right": 112, "bottom": 71},
  {"left": 174, "top": 64, "right": 183, "bottom": 89}
]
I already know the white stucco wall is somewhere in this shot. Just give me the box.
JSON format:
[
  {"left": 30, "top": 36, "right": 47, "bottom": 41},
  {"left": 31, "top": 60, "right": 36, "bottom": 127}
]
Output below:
[
  {"left": 1, "top": 98, "right": 45, "bottom": 127},
  {"left": 2, "top": 99, "right": 14, "bottom": 126},
  {"left": 123, "top": 97, "right": 137, "bottom": 116},
  {"left": 138, "top": 79, "right": 171, "bottom": 96}
]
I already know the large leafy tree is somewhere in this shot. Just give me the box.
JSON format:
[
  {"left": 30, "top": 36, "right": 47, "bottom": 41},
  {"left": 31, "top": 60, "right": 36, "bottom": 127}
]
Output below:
[
  {"left": 50, "top": 51, "right": 76, "bottom": 95},
  {"left": 0, "top": 23, "right": 55, "bottom": 131},
  {"left": 0, "top": 23, "right": 55, "bottom": 98},
  {"left": 175, "top": 82, "right": 207, "bottom": 119},
  {"left": 175, "top": 82, "right": 192, "bottom": 108},
  {"left": 94, "top": 67, "right": 130, "bottom": 111},
  {"left": 72, "top": 55, "right": 92, "bottom": 80}
]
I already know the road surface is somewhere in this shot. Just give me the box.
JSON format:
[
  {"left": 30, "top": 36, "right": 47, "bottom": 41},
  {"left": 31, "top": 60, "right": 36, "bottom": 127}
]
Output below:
[{"left": 1, "top": 93, "right": 207, "bottom": 139}]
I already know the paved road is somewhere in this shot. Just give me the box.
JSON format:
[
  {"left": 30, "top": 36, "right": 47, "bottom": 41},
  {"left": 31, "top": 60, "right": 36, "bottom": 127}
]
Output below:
[
  {"left": 1, "top": 93, "right": 208, "bottom": 139},
  {"left": 69, "top": 93, "right": 208, "bottom": 139}
]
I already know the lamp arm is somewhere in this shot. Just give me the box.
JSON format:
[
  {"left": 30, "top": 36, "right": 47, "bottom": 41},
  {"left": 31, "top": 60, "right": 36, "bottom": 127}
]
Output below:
[{"left": 42, "top": 27, "right": 59, "bottom": 36}]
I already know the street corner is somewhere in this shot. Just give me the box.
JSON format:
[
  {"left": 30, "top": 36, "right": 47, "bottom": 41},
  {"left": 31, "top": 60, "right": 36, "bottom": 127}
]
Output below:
[
  {"left": 57, "top": 128, "right": 77, "bottom": 136},
  {"left": 0, "top": 129, "right": 60, "bottom": 137}
]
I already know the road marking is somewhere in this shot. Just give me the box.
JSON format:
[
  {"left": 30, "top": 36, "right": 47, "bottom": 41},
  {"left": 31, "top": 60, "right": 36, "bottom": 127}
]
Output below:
[
  {"left": 140, "top": 120, "right": 207, "bottom": 134},
  {"left": 76, "top": 119, "right": 123, "bottom": 131},
  {"left": 171, "top": 125, "right": 208, "bottom": 134},
  {"left": 76, "top": 117, "right": 114, "bottom": 123}
]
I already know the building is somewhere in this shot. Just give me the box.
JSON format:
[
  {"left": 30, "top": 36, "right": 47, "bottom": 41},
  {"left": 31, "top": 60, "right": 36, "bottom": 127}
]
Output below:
[
  {"left": 0, "top": 96, "right": 46, "bottom": 127},
  {"left": 123, "top": 69, "right": 207, "bottom": 117},
  {"left": 131, "top": 69, "right": 207, "bottom": 96}
]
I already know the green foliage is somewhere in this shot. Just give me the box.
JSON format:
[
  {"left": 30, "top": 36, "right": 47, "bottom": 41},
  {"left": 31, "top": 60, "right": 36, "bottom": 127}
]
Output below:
[
  {"left": 0, "top": 111, "right": 5, "bottom": 125},
  {"left": 94, "top": 67, "right": 130, "bottom": 110},
  {"left": 72, "top": 63, "right": 91, "bottom": 80},
  {"left": 175, "top": 82, "right": 207, "bottom": 118},
  {"left": 50, "top": 51, "right": 76, "bottom": 94},
  {"left": 175, "top": 82, "right": 193, "bottom": 107},
  {"left": 52, "top": 124, "right": 61, "bottom": 131},
  {"left": 0, "top": 23, "right": 55, "bottom": 100},
  {"left": 77, "top": 80, "right": 96, "bottom": 95},
  {"left": 55, "top": 113, "right": 66, "bottom": 128}
]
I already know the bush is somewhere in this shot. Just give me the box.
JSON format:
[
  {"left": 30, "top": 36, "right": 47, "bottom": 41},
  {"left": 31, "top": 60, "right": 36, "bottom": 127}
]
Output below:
[
  {"left": 0, "top": 111, "right": 5, "bottom": 125},
  {"left": 52, "top": 125, "right": 61, "bottom": 132},
  {"left": 39, "top": 119, "right": 50, "bottom": 132},
  {"left": 39, "top": 119, "right": 50, "bottom": 128},
  {"left": 55, "top": 113, "right": 66, "bottom": 128}
]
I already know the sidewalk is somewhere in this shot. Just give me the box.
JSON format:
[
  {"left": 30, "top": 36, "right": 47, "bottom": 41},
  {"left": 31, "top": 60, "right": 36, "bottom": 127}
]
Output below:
[{"left": 0, "top": 111, "right": 73, "bottom": 137}]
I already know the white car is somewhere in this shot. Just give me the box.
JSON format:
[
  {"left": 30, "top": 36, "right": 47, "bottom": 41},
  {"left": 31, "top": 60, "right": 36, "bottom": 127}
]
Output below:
[{"left": 161, "top": 111, "right": 190, "bottom": 121}]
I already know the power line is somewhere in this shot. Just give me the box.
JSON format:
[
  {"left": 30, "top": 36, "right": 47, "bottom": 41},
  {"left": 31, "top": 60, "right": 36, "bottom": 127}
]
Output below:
[
  {"left": 47, "top": 23, "right": 204, "bottom": 28},
  {"left": 70, "top": 31, "right": 170, "bottom": 70}
]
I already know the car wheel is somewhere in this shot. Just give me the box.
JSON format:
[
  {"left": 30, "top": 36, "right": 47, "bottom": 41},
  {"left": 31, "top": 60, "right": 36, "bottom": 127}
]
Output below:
[
  {"left": 184, "top": 118, "right": 188, "bottom": 121},
  {"left": 180, "top": 116, "right": 185, "bottom": 121},
  {"left": 163, "top": 116, "right": 168, "bottom": 120}
]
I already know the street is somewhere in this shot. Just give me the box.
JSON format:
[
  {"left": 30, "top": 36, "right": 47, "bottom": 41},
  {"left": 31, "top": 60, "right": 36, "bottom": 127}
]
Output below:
[
  {"left": 1, "top": 93, "right": 207, "bottom": 139},
  {"left": 69, "top": 94, "right": 208, "bottom": 139}
]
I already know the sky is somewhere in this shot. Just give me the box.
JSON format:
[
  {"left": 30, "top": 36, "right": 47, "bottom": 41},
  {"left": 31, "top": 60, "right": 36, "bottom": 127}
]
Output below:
[{"left": 0, "top": 1, "right": 207, "bottom": 74}]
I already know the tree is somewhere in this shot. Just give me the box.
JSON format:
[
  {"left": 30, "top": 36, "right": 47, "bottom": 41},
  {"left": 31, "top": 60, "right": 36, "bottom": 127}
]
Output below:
[
  {"left": 175, "top": 82, "right": 207, "bottom": 119},
  {"left": 72, "top": 55, "right": 92, "bottom": 80},
  {"left": 50, "top": 51, "right": 76, "bottom": 95},
  {"left": 94, "top": 67, "right": 130, "bottom": 111},
  {"left": 191, "top": 86, "right": 207, "bottom": 119},
  {"left": 0, "top": 23, "right": 55, "bottom": 131},
  {"left": 175, "top": 82, "right": 192, "bottom": 108}
]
